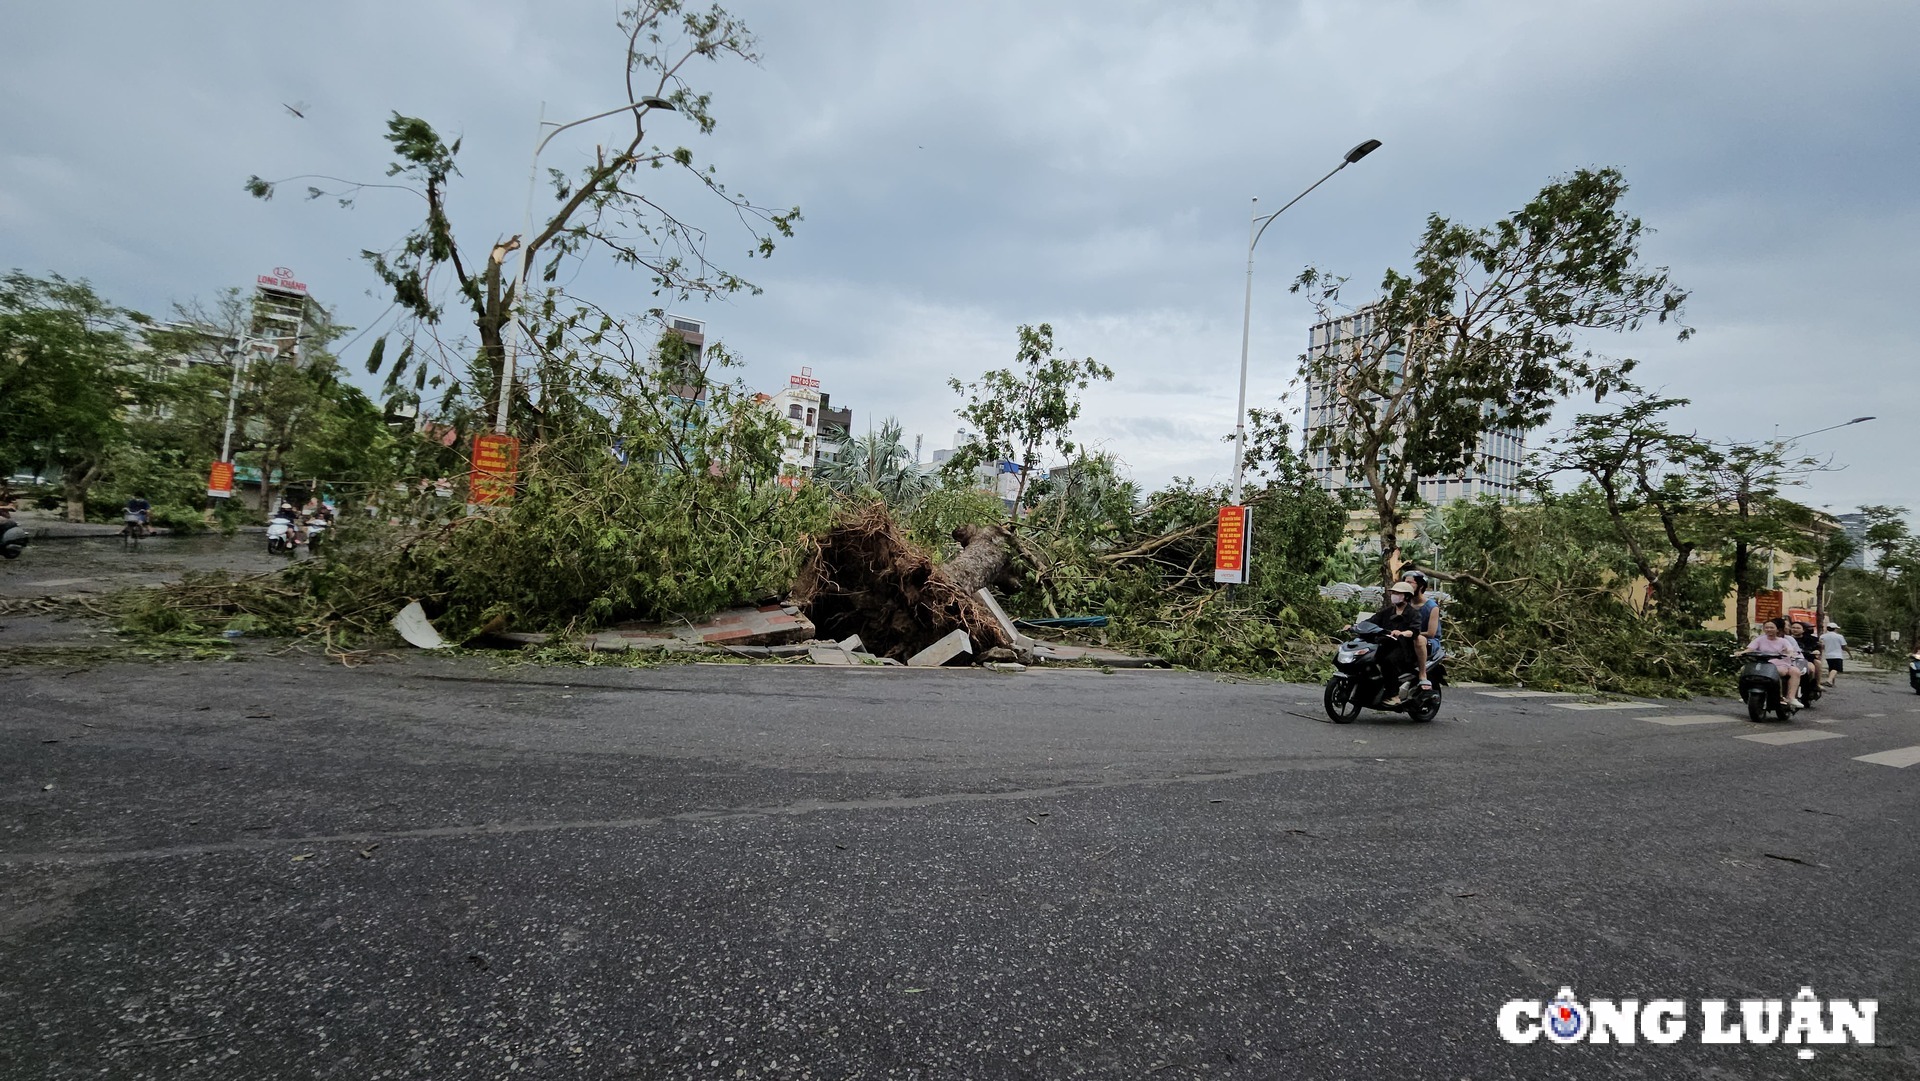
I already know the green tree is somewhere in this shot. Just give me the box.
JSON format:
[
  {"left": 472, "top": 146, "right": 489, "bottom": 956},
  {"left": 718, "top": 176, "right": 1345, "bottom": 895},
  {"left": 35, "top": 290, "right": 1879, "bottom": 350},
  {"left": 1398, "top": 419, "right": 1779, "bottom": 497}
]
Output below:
[
  {"left": 946, "top": 323, "right": 1113, "bottom": 524},
  {"left": 0, "top": 271, "right": 149, "bottom": 519},
  {"left": 247, "top": 1, "right": 799, "bottom": 440},
  {"left": 816, "top": 418, "right": 932, "bottom": 507},
  {"left": 1697, "top": 441, "right": 1824, "bottom": 642},
  {"left": 1536, "top": 391, "right": 1720, "bottom": 620},
  {"left": 1295, "top": 168, "right": 1691, "bottom": 584}
]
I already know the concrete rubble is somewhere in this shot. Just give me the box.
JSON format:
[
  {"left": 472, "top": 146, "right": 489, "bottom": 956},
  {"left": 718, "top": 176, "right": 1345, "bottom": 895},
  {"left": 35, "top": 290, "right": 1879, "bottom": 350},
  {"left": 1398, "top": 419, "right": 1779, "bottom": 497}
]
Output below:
[{"left": 458, "top": 594, "right": 1166, "bottom": 670}]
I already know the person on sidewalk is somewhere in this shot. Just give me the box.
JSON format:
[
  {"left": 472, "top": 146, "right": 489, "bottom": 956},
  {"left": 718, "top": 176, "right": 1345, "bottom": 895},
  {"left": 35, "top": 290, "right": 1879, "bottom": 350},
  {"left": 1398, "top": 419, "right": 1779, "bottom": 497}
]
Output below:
[{"left": 1819, "top": 623, "right": 1849, "bottom": 689}]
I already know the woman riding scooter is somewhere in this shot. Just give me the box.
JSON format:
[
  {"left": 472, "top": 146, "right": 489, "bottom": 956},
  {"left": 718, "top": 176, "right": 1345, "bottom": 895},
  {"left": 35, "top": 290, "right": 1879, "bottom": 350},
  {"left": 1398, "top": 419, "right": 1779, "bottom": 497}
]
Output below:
[{"left": 1746, "top": 618, "right": 1806, "bottom": 710}]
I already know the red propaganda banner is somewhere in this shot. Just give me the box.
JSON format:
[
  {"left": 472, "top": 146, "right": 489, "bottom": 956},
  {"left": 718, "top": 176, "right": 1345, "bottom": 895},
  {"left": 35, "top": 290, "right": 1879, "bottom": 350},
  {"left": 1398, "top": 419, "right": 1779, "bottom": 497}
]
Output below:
[
  {"left": 1213, "top": 505, "right": 1251, "bottom": 585},
  {"left": 1787, "top": 607, "right": 1817, "bottom": 628},
  {"left": 469, "top": 433, "right": 521, "bottom": 505},
  {"left": 207, "top": 460, "right": 236, "bottom": 499},
  {"left": 1754, "top": 589, "right": 1785, "bottom": 625}
]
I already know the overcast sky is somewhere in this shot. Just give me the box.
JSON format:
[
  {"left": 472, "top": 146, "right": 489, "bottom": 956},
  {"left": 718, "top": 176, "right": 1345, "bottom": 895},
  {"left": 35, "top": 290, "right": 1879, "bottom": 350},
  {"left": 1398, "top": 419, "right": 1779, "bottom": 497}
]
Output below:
[{"left": 4, "top": 0, "right": 1915, "bottom": 515}]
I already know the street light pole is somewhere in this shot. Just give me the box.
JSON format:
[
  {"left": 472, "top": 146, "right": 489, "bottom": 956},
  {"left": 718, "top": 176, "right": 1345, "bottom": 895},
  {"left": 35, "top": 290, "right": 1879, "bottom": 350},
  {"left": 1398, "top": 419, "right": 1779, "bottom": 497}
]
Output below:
[
  {"left": 215, "top": 337, "right": 279, "bottom": 493},
  {"left": 1229, "top": 138, "right": 1380, "bottom": 505},
  {"left": 492, "top": 95, "right": 676, "bottom": 435}
]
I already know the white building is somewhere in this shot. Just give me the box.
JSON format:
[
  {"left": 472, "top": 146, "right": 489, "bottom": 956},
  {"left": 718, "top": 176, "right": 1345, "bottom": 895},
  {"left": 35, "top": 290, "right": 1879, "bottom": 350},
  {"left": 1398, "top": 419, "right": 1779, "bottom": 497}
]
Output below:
[
  {"left": 764, "top": 366, "right": 823, "bottom": 482},
  {"left": 1300, "top": 308, "right": 1526, "bottom": 504}
]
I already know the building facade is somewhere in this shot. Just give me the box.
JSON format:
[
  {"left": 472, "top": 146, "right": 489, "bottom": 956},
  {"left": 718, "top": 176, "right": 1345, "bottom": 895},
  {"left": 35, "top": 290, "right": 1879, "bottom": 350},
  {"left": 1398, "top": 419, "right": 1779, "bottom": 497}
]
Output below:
[
  {"left": 1300, "top": 309, "right": 1526, "bottom": 504},
  {"left": 814, "top": 392, "right": 852, "bottom": 472},
  {"left": 764, "top": 366, "right": 823, "bottom": 481}
]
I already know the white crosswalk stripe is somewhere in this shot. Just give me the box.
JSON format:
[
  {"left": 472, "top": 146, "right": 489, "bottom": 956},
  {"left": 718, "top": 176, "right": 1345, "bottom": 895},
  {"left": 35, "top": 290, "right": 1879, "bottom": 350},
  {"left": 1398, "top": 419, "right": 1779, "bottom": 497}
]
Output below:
[
  {"left": 1737, "top": 730, "right": 1847, "bottom": 746},
  {"left": 1553, "top": 701, "right": 1652, "bottom": 711},
  {"left": 1853, "top": 745, "right": 1920, "bottom": 768},
  {"left": 1641, "top": 714, "right": 1736, "bottom": 726},
  {"left": 1475, "top": 690, "right": 1575, "bottom": 699}
]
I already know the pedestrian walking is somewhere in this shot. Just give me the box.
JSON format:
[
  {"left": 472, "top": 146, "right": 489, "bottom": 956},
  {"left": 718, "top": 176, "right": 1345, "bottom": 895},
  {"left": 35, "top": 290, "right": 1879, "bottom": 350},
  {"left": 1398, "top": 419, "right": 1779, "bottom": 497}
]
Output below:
[{"left": 1819, "top": 623, "right": 1848, "bottom": 689}]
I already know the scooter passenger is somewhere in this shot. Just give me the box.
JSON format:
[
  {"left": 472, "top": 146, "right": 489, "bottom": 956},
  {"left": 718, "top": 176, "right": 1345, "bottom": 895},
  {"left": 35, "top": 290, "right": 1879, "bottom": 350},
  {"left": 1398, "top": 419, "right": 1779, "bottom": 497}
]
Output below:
[{"left": 1746, "top": 618, "right": 1806, "bottom": 709}]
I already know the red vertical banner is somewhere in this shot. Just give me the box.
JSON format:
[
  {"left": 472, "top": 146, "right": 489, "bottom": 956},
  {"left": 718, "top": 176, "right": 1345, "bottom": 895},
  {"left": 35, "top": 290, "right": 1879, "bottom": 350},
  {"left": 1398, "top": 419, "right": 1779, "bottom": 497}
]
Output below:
[
  {"left": 1754, "top": 589, "right": 1785, "bottom": 625},
  {"left": 1214, "top": 505, "right": 1251, "bottom": 585},
  {"left": 207, "top": 460, "right": 235, "bottom": 499},
  {"left": 470, "top": 433, "right": 521, "bottom": 505}
]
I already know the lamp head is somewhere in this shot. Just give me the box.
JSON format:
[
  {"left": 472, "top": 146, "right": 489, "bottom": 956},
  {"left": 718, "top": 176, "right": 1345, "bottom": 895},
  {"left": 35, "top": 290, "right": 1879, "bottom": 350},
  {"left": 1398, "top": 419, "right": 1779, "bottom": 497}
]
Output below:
[
  {"left": 1344, "top": 139, "right": 1383, "bottom": 164},
  {"left": 640, "top": 96, "right": 676, "bottom": 111}
]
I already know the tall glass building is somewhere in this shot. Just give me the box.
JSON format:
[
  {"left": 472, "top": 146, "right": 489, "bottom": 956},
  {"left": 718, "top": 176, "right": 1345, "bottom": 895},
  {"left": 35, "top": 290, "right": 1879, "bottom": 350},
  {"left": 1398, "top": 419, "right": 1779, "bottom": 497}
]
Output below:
[{"left": 1300, "top": 308, "right": 1526, "bottom": 504}]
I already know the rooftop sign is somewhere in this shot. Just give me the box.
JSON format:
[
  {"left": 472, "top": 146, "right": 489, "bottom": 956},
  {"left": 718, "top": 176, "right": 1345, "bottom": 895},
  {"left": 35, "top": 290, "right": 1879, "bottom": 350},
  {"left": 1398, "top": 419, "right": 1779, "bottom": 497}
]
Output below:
[{"left": 256, "top": 266, "right": 308, "bottom": 294}]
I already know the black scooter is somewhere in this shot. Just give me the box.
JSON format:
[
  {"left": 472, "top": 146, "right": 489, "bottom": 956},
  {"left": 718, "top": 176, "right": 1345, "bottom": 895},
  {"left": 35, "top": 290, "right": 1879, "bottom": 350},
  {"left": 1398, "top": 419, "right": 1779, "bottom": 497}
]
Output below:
[
  {"left": 1737, "top": 652, "right": 1804, "bottom": 722},
  {"left": 1908, "top": 651, "right": 1920, "bottom": 695},
  {"left": 1324, "top": 620, "right": 1446, "bottom": 723},
  {"left": 0, "top": 519, "right": 28, "bottom": 560}
]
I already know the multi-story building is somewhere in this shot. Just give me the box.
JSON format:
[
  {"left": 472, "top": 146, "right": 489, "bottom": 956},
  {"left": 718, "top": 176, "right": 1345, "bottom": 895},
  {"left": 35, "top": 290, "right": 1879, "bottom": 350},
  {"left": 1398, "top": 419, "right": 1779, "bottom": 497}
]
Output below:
[
  {"left": 764, "top": 366, "right": 823, "bottom": 481},
  {"left": 814, "top": 392, "right": 853, "bottom": 471},
  {"left": 1832, "top": 512, "right": 1873, "bottom": 570},
  {"left": 250, "top": 267, "right": 329, "bottom": 364},
  {"left": 1300, "top": 308, "right": 1526, "bottom": 504}
]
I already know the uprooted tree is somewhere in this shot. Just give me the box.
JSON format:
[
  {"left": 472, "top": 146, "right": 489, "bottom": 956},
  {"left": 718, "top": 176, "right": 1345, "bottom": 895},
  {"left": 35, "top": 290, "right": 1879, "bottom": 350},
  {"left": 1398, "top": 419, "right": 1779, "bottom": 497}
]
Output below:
[
  {"left": 1295, "top": 167, "right": 1692, "bottom": 585},
  {"left": 247, "top": 0, "right": 799, "bottom": 435}
]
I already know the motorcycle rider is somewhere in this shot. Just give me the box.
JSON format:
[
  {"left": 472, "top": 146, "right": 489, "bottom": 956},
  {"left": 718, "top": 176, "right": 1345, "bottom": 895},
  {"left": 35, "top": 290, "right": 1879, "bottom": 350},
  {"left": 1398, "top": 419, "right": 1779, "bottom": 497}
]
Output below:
[
  {"left": 1369, "top": 581, "right": 1425, "bottom": 705},
  {"left": 1402, "top": 570, "right": 1442, "bottom": 694},
  {"left": 1747, "top": 618, "right": 1806, "bottom": 709},
  {"left": 124, "top": 492, "right": 152, "bottom": 537},
  {"left": 1789, "top": 619, "right": 1823, "bottom": 689}
]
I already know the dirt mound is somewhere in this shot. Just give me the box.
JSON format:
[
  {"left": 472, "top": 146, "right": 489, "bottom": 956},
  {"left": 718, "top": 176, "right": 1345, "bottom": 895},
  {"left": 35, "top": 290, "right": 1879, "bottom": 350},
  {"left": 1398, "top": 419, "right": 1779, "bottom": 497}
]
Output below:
[{"left": 792, "top": 504, "right": 1012, "bottom": 662}]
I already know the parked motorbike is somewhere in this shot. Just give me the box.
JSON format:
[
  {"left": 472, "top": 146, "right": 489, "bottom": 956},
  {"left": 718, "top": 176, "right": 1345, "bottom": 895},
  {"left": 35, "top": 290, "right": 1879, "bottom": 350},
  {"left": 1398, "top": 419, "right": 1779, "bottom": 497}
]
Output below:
[
  {"left": 1737, "top": 652, "right": 1802, "bottom": 722},
  {"left": 0, "top": 519, "right": 29, "bottom": 560},
  {"left": 1323, "top": 620, "right": 1446, "bottom": 723},
  {"left": 1909, "top": 650, "right": 1920, "bottom": 695},
  {"left": 266, "top": 515, "right": 296, "bottom": 555}
]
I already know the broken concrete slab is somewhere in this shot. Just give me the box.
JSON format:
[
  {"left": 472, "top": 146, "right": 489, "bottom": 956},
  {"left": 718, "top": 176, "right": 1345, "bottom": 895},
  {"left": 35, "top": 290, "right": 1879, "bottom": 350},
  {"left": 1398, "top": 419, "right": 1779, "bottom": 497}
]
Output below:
[
  {"left": 975, "top": 589, "right": 1039, "bottom": 652},
  {"left": 599, "top": 603, "right": 815, "bottom": 650},
  {"left": 837, "top": 634, "right": 864, "bottom": 653},
  {"left": 807, "top": 645, "right": 858, "bottom": 666},
  {"left": 907, "top": 628, "right": 973, "bottom": 668},
  {"left": 392, "top": 601, "right": 450, "bottom": 650}
]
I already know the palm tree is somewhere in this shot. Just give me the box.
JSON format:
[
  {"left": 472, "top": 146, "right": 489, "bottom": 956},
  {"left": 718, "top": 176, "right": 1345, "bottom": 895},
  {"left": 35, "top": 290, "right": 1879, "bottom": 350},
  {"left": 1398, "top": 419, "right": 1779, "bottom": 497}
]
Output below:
[{"left": 816, "top": 418, "right": 932, "bottom": 507}]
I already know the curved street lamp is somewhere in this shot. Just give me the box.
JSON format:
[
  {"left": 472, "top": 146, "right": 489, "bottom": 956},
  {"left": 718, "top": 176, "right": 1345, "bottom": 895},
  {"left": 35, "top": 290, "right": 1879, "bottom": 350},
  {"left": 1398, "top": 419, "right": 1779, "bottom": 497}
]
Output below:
[
  {"left": 1229, "top": 138, "right": 1381, "bottom": 505},
  {"left": 493, "top": 96, "right": 677, "bottom": 435}
]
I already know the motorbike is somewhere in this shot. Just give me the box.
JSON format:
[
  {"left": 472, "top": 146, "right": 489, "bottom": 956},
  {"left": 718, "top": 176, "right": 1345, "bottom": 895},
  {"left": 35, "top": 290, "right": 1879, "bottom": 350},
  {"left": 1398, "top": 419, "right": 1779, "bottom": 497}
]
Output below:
[
  {"left": 1909, "top": 651, "right": 1920, "bottom": 695},
  {"left": 1324, "top": 620, "right": 1446, "bottom": 723},
  {"left": 266, "top": 515, "right": 296, "bottom": 555},
  {"left": 304, "top": 515, "right": 327, "bottom": 556},
  {"left": 1737, "top": 652, "right": 1804, "bottom": 722},
  {"left": 0, "top": 519, "right": 29, "bottom": 560}
]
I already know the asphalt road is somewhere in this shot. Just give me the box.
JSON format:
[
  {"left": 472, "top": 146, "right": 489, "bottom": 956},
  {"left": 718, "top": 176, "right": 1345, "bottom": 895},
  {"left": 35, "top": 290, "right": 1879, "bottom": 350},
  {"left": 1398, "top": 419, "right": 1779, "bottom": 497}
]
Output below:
[{"left": 3, "top": 642, "right": 1918, "bottom": 1080}]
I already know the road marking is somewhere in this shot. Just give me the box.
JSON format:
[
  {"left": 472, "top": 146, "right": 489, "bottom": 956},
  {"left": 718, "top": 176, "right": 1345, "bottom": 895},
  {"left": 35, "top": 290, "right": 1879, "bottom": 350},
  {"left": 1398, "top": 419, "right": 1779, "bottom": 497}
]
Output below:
[
  {"left": 1553, "top": 701, "right": 1652, "bottom": 711},
  {"left": 1854, "top": 745, "right": 1920, "bottom": 768},
  {"left": 1736, "top": 731, "right": 1847, "bottom": 746},
  {"left": 1642, "top": 714, "right": 1736, "bottom": 726},
  {"left": 1862, "top": 713, "right": 1886, "bottom": 718},
  {"left": 1477, "top": 690, "right": 1576, "bottom": 699}
]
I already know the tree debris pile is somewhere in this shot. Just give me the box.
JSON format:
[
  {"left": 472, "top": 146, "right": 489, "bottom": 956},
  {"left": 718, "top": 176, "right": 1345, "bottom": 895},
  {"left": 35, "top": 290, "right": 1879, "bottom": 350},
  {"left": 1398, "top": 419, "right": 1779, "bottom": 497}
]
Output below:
[
  {"left": 792, "top": 504, "right": 1012, "bottom": 662},
  {"left": 1427, "top": 495, "right": 1738, "bottom": 696}
]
